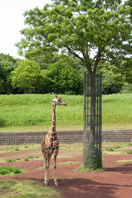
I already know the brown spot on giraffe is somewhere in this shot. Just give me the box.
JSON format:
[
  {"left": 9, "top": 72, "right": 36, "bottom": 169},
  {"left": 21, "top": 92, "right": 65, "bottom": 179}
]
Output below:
[{"left": 41, "top": 95, "right": 67, "bottom": 186}]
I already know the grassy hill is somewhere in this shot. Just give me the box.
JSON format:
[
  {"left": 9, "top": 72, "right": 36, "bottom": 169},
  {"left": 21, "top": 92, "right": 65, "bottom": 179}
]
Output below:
[{"left": 0, "top": 94, "right": 132, "bottom": 132}]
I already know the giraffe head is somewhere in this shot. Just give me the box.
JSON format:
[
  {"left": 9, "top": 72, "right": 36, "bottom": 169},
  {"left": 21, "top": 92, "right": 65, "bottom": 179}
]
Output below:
[{"left": 51, "top": 95, "right": 67, "bottom": 106}]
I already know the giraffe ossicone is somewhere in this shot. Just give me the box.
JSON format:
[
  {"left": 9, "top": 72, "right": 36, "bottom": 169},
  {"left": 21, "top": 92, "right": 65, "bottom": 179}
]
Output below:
[{"left": 41, "top": 95, "right": 67, "bottom": 186}]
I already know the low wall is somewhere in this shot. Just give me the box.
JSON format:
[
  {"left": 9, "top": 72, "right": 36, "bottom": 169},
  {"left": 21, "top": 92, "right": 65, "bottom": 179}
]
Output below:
[
  {"left": 0, "top": 129, "right": 132, "bottom": 145},
  {"left": 102, "top": 129, "right": 132, "bottom": 142}
]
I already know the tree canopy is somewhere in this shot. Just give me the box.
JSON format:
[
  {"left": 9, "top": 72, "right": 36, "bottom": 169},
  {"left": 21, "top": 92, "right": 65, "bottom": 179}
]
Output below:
[
  {"left": 11, "top": 60, "right": 41, "bottom": 93},
  {"left": 0, "top": 52, "right": 131, "bottom": 95},
  {"left": 16, "top": 0, "right": 132, "bottom": 76},
  {"left": 0, "top": 53, "right": 17, "bottom": 94},
  {"left": 48, "top": 60, "right": 83, "bottom": 94},
  {"left": 122, "top": 58, "right": 132, "bottom": 84}
]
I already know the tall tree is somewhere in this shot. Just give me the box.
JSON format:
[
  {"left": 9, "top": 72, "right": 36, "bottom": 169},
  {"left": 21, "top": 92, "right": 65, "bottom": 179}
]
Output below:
[{"left": 16, "top": 0, "right": 131, "bottom": 76}]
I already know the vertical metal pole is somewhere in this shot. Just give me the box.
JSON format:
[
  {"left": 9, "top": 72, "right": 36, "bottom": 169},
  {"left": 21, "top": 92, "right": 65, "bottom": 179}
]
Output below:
[{"left": 83, "top": 72, "right": 86, "bottom": 161}]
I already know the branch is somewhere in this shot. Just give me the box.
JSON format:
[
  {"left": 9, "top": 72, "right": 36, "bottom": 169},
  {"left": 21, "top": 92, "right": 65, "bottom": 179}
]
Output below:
[
  {"left": 66, "top": 46, "right": 85, "bottom": 62},
  {"left": 91, "top": 55, "right": 97, "bottom": 65},
  {"left": 81, "top": 50, "right": 92, "bottom": 75},
  {"left": 93, "top": 46, "right": 105, "bottom": 74},
  {"left": 92, "top": 33, "right": 114, "bottom": 74}
]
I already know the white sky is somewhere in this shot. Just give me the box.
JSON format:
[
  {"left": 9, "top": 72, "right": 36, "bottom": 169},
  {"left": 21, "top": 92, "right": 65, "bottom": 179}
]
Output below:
[{"left": 0, "top": 0, "right": 51, "bottom": 59}]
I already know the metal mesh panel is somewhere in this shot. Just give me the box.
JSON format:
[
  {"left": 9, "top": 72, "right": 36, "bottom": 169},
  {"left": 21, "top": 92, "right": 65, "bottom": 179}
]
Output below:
[{"left": 83, "top": 72, "right": 102, "bottom": 169}]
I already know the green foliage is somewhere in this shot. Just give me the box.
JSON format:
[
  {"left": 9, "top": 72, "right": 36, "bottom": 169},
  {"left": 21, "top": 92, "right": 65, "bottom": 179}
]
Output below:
[
  {"left": 48, "top": 60, "right": 83, "bottom": 94},
  {"left": 0, "top": 53, "right": 131, "bottom": 95},
  {"left": 0, "top": 53, "right": 84, "bottom": 95},
  {"left": 28, "top": 53, "right": 84, "bottom": 94},
  {"left": 0, "top": 53, "right": 17, "bottom": 94},
  {"left": 98, "top": 62, "right": 124, "bottom": 94},
  {"left": 121, "top": 83, "right": 132, "bottom": 93},
  {"left": 0, "top": 167, "right": 23, "bottom": 176},
  {"left": 11, "top": 59, "right": 41, "bottom": 93},
  {"left": 17, "top": 0, "right": 132, "bottom": 76},
  {"left": 122, "top": 58, "right": 132, "bottom": 84}
]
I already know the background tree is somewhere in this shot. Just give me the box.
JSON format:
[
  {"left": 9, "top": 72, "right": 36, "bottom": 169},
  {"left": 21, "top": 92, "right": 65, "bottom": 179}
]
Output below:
[
  {"left": 0, "top": 53, "right": 17, "bottom": 94},
  {"left": 48, "top": 60, "right": 83, "bottom": 94},
  {"left": 121, "top": 58, "right": 132, "bottom": 93},
  {"left": 35, "top": 70, "right": 53, "bottom": 94},
  {"left": 11, "top": 60, "right": 41, "bottom": 93},
  {"left": 98, "top": 62, "right": 125, "bottom": 94},
  {"left": 16, "top": 0, "right": 132, "bottom": 169},
  {"left": 122, "top": 58, "right": 132, "bottom": 84}
]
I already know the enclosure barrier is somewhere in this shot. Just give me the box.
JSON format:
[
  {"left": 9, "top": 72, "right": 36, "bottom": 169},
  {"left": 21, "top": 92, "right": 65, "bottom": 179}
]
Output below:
[
  {"left": 83, "top": 72, "right": 102, "bottom": 169},
  {"left": 0, "top": 129, "right": 132, "bottom": 145}
]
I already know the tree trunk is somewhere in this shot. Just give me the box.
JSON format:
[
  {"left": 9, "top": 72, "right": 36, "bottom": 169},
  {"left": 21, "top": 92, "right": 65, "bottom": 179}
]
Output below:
[
  {"left": 83, "top": 73, "right": 102, "bottom": 170},
  {"left": 90, "top": 75, "right": 96, "bottom": 147}
]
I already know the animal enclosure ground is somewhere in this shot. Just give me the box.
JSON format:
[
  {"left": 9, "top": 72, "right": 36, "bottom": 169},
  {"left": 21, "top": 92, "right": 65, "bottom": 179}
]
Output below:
[{"left": 0, "top": 142, "right": 132, "bottom": 198}]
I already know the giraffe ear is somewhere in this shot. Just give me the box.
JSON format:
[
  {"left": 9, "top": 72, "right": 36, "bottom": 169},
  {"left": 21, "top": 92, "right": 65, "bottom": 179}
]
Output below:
[{"left": 55, "top": 95, "right": 58, "bottom": 98}]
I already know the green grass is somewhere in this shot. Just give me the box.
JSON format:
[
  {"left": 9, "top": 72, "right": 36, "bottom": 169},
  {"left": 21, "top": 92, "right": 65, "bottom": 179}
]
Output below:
[
  {"left": 60, "top": 143, "right": 83, "bottom": 151},
  {"left": 127, "top": 150, "right": 132, "bottom": 154},
  {"left": 24, "top": 156, "right": 34, "bottom": 161},
  {"left": 102, "top": 142, "right": 132, "bottom": 155},
  {"left": 39, "top": 161, "right": 80, "bottom": 170},
  {"left": 117, "top": 159, "right": 132, "bottom": 164},
  {"left": 76, "top": 164, "right": 104, "bottom": 172},
  {"left": 6, "top": 159, "right": 16, "bottom": 163},
  {"left": 0, "top": 144, "right": 40, "bottom": 154},
  {"left": 0, "top": 93, "right": 132, "bottom": 132},
  {"left": 0, "top": 167, "right": 24, "bottom": 176},
  {"left": 0, "top": 179, "right": 60, "bottom": 198},
  {"left": 102, "top": 93, "right": 132, "bottom": 128},
  {"left": 105, "top": 147, "right": 114, "bottom": 151},
  {"left": 114, "top": 146, "right": 121, "bottom": 149},
  {"left": 58, "top": 161, "right": 80, "bottom": 165}
]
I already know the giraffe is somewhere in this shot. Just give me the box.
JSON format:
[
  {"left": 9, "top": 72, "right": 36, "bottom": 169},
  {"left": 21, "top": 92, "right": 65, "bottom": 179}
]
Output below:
[{"left": 41, "top": 95, "right": 67, "bottom": 186}]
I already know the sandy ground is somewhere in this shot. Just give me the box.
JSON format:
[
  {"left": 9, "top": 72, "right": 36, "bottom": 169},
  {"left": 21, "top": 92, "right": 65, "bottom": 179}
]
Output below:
[{"left": 0, "top": 145, "right": 132, "bottom": 198}]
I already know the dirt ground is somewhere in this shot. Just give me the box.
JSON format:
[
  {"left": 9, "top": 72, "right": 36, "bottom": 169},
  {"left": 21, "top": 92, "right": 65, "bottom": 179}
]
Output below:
[{"left": 0, "top": 144, "right": 132, "bottom": 198}]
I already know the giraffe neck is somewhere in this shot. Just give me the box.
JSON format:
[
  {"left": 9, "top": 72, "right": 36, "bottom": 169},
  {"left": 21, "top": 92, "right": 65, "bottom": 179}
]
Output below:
[{"left": 50, "top": 103, "right": 56, "bottom": 133}]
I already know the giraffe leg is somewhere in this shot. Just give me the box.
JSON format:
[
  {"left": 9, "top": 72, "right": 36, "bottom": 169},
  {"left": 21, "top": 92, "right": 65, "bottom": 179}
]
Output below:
[
  {"left": 54, "top": 153, "right": 58, "bottom": 186},
  {"left": 44, "top": 157, "right": 49, "bottom": 185},
  {"left": 46, "top": 153, "right": 52, "bottom": 184}
]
